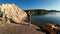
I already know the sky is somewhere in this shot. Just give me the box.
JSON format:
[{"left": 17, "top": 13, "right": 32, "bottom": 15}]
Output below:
[{"left": 0, "top": 0, "right": 60, "bottom": 10}]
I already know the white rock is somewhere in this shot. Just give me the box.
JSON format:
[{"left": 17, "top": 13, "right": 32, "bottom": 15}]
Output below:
[{"left": 0, "top": 4, "right": 27, "bottom": 23}]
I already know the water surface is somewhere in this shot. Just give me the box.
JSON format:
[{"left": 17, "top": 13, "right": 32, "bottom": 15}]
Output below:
[{"left": 31, "top": 12, "right": 60, "bottom": 26}]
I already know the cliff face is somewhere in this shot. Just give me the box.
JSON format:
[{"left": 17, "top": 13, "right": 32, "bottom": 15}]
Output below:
[{"left": 0, "top": 4, "right": 27, "bottom": 23}]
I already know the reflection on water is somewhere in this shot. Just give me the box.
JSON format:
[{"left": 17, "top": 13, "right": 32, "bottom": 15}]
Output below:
[{"left": 31, "top": 12, "right": 60, "bottom": 26}]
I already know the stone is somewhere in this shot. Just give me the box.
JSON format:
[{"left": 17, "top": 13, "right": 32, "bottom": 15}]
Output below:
[
  {"left": 0, "top": 4, "right": 27, "bottom": 23},
  {"left": 42, "top": 24, "right": 59, "bottom": 34}
]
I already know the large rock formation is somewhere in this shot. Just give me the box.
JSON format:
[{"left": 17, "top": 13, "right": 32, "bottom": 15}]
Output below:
[{"left": 0, "top": 4, "right": 27, "bottom": 23}]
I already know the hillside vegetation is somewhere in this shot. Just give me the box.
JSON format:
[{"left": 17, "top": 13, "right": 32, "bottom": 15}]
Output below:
[{"left": 24, "top": 9, "right": 60, "bottom": 15}]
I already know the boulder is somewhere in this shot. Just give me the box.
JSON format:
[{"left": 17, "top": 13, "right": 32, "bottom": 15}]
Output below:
[
  {"left": 42, "top": 24, "right": 59, "bottom": 34},
  {"left": 0, "top": 4, "right": 27, "bottom": 23}
]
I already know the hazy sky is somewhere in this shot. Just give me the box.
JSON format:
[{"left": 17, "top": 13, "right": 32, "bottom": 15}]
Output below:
[{"left": 0, "top": 0, "right": 60, "bottom": 10}]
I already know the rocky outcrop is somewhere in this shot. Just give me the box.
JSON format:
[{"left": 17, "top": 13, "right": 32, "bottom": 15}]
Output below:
[
  {"left": 42, "top": 24, "right": 59, "bottom": 34},
  {"left": 0, "top": 4, "right": 27, "bottom": 23}
]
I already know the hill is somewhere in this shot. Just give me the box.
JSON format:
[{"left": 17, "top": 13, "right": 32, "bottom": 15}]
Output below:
[{"left": 24, "top": 9, "right": 60, "bottom": 15}]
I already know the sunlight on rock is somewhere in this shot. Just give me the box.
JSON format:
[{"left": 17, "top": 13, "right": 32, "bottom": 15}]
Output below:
[{"left": 0, "top": 4, "right": 27, "bottom": 23}]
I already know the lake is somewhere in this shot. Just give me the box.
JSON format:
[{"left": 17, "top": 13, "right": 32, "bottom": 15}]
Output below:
[{"left": 31, "top": 12, "right": 60, "bottom": 26}]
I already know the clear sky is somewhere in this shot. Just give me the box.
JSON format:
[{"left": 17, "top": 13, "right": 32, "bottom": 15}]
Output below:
[{"left": 0, "top": 0, "right": 60, "bottom": 10}]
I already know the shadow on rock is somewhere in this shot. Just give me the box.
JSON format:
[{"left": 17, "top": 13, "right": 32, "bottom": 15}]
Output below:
[{"left": 36, "top": 26, "right": 50, "bottom": 34}]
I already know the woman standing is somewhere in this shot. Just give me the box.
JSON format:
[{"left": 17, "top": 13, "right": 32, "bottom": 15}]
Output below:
[{"left": 27, "top": 11, "right": 32, "bottom": 26}]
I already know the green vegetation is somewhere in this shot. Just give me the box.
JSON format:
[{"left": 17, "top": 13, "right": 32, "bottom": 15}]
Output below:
[{"left": 24, "top": 9, "right": 60, "bottom": 15}]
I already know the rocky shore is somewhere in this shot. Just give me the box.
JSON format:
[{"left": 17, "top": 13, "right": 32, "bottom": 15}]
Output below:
[{"left": 0, "top": 22, "right": 46, "bottom": 34}]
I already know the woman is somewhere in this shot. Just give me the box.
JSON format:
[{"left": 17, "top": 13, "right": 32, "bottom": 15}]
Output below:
[{"left": 27, "top": 11, "right": 32, "bottom": 26}]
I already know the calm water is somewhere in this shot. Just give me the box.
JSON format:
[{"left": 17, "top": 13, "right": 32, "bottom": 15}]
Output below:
[{"left": 31, "top": 12, "right": 60, "bottom": 26}]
